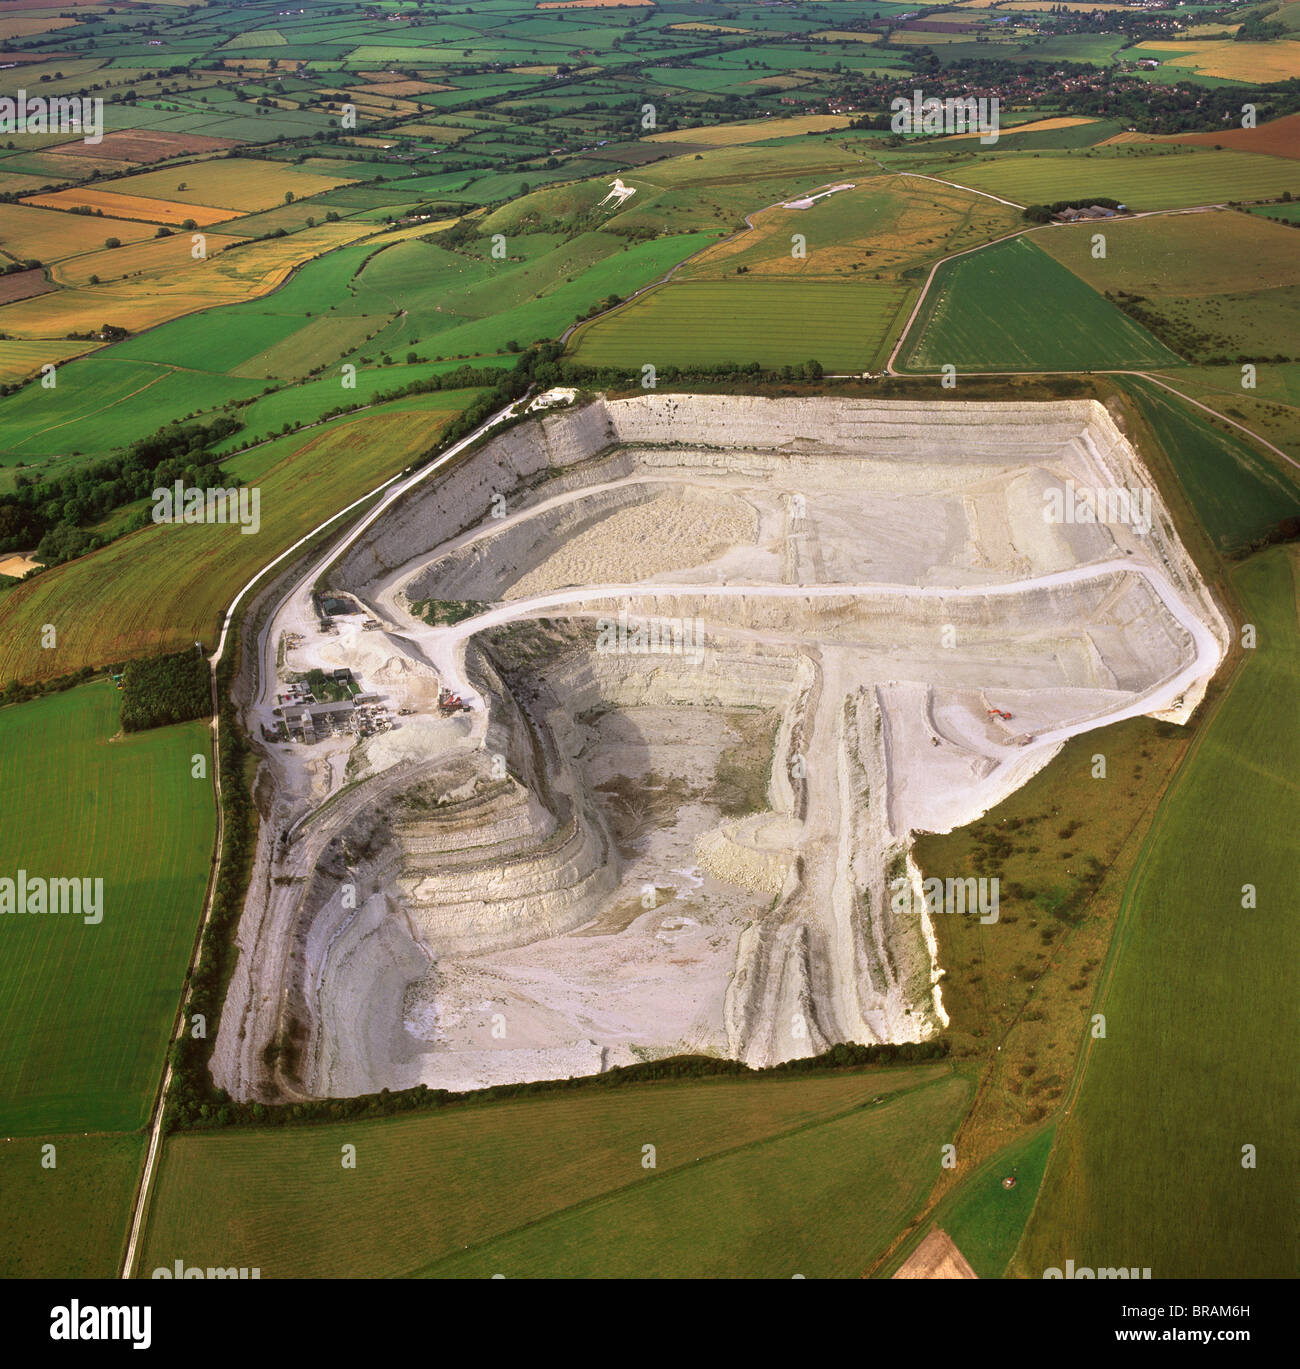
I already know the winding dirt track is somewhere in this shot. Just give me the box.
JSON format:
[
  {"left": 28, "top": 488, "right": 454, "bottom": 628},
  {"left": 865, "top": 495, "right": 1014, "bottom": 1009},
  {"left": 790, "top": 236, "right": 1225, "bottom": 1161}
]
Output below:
[{"left": 402, "top": 556, "right": 1221, "bottom": 764}]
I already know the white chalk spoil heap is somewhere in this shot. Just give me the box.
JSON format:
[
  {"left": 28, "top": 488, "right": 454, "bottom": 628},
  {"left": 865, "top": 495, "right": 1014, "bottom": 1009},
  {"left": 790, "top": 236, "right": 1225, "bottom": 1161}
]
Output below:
[{"left": 212, "top": 395, "right": 1228, "bottom": 1102}]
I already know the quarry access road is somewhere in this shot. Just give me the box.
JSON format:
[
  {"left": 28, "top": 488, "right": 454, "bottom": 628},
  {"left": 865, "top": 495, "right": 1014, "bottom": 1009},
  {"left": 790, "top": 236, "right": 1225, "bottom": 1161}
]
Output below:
[
  {"left": 425, "top": 556, "right": 1221, "bottom": 752},
  {"left": 216, "top": 396, "right": 528, "bottom": 675}
]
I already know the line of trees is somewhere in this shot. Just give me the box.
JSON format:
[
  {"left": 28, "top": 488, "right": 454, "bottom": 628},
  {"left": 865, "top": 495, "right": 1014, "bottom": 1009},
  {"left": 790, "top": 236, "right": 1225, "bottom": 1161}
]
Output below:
[
  {"left": 172, "top": 1033, "right": 951, "bottom": 1133},
  {"left": 0, "top": 415, "right": 242, "bottom": 566}
]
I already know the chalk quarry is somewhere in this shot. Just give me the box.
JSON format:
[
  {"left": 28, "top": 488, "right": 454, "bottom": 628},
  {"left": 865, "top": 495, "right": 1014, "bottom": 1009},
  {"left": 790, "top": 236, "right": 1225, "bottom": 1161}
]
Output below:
[{"left": 211, "top": 393, "right": 1229, "bottom": 1103}]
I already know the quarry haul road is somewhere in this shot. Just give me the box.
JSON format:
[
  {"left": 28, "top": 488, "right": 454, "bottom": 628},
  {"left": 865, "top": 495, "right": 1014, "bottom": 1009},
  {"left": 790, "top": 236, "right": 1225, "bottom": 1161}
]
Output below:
[{"left": 422, "top": 556, "right": 1220, "bottom": 754}]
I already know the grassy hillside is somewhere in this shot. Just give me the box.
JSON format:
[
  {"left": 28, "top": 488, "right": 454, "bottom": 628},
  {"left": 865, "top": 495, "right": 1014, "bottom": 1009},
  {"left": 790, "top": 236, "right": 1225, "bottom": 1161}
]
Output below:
[
  {"left": 1038, "top": 210, "right": 1300, "bottom": 364},
  {"left": 1119, "top": 376, "right": 1300, "bottom": 552}
]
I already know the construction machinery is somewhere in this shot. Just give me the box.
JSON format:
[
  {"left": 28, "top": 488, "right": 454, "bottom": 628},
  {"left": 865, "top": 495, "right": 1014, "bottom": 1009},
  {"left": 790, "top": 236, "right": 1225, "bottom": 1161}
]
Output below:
[{"left": 438, "top": 688, "right": 469, "bottom": 715}]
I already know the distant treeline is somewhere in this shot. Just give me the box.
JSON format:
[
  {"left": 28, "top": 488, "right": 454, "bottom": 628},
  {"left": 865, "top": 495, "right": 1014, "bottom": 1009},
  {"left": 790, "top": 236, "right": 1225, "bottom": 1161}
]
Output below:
[
  {"left": 119, "top": 647, "right": 211, "bottom": 733},
  {"left": 1062, "top": 76, "right": 1300, "bottom": 134},
  {"left": 0, "top": 415, "right": 242, "bottom": 567},
  {"left": 1, "top": 663, "right": 98, "bottom": 707},
  {"left": 1233, "top": 515, "right": 1300, "bottom": 561},
  {"left": 849, "top": 69, "right": 1300, "bottom": 139}
]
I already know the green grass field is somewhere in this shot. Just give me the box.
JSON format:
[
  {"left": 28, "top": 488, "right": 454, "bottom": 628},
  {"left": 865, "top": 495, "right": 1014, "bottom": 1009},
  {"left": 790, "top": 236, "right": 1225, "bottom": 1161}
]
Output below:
[
  {"left": 0, "top": 360, "right": 261, "bottom": 477},
  {"left": 0, "top": 684, "right": 213, "bottom": 1134},
  {"left": 934, "top": 1127, "right": 1056, "bottom": 1279},
  {"left": 139, "top": 1064, "right": 969, "bottom": 1278},
  {"left": 570, "top": 278, "right": 911, "bottom": 373},
  {"left": 1154, "top": 362, "right": 1300, "bottom": 461},
  {"left": 943, "top": 147, "right": 1300, "bottom": 211},
  {"left": 351, "top": 230, "right": 722, "bottom": 362},
  {"left": 1012, "top": 549, "right": 1300, "bottom": 1279},
  {"left": 1038, "top": 210, "right": 1300, "bottom": 364},
  {"left": 1249, "top": 201, "right": 1300, "bottom": 225},
  {"left": 213, "top": 359, "right": 515, "bottom": 448},
  {"left": 1119, "top": 376, "right": 1300, "bottom": 552},
  {"left": 899, "top": 236, "right": 1182, "bottom": 373},
  {"left": 0, "top": 1134, "right": 144, "bottom": 1277}
]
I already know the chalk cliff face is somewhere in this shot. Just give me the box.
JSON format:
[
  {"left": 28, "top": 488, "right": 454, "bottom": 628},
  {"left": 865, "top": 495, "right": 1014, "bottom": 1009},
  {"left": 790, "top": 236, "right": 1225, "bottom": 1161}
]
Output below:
[{"left": 211, "top": 395, "right": 1229, "bottom": 1103}]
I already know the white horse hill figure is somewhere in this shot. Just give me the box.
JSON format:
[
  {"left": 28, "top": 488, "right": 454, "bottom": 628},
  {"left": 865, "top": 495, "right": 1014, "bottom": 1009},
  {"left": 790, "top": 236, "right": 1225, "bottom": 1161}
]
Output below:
[{"left": 599, "top": 177, "right": 636, "bottom": 209}]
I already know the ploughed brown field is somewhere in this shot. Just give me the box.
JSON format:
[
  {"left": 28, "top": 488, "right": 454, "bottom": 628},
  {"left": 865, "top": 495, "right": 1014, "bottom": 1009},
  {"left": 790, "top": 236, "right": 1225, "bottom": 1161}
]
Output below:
[{"left": 50, "top": 129, "right": 242, "bottom": 163}]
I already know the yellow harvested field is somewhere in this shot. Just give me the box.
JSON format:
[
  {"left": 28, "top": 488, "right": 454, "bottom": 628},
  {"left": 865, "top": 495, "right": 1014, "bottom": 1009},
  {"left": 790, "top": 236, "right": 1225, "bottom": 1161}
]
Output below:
[
  {"left": 537, "top": 0, "right": 653, "bottom": 7},
  {"left": 0, "top": 16, "right": 77, "bottom": 38},
  {"left": 92, "top": 157, "right": 360, "bottom": 213},
  {"left": 0, "top": 201, "right": 155, "bottom": 260},
  {"left": 1133, "top": 40, "right": 1300, "bottom": 82},
  {"left": 317, "top": 88, "right": 422, "bottom": 117},
  {"left": 808, "top": 29, "right": 882, "bottom": 42},
  {"left": 646, "top": 114, "right": 850, "bottom": 145},
  {"left": 359, "top": 218, "right": 458, "bottom": 246},
  {"left": 998, "top": 1, "right": 1135, "bottom": 10},
  {"left": 939, "top": 116, "right": 1097, "bottom": 142},
  {"left": 0, "top": 221, "right": 376, "bottom": 339},
  {"left": 667, "top": 22, "right": 752, "bottom": 32},
  {"left": 358, "top": 74, "right": 456, "bottom": 92},
  {"left": 357, "top": 80, "right": 437, "bottom": 96},
  {"left": 0, "top": 553, "right": 39, "bottom": 578},
  {"left": 50, "top": 231, "right": 244, "bottom": 287},
  {"left": 0, "top": 338, "right": 100, "bottom": 383},
  {"left": 893, "top": 1229, "right": 977, "bottom": 1279},
  {"left": 742, "top": 74, "right": 810, "bottom": 90},
  {"left": 22, "top": 189, "right": 236, "bottom": 227}
]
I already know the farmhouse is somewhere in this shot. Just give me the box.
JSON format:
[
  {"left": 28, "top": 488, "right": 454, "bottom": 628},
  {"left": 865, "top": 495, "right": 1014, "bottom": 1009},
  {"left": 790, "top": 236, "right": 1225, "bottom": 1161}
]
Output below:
[{"left": 1054, "top": 205, "right": 1118, "bottom": 223}]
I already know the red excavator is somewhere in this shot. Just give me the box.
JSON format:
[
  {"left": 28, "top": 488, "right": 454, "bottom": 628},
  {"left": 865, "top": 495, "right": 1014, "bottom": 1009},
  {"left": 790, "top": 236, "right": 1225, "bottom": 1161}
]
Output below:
[{"left": 987, "top": 707, "right": 1012, "bottom": 721}]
